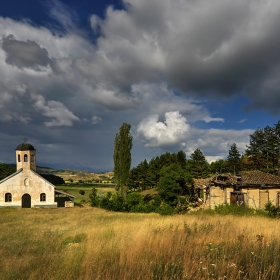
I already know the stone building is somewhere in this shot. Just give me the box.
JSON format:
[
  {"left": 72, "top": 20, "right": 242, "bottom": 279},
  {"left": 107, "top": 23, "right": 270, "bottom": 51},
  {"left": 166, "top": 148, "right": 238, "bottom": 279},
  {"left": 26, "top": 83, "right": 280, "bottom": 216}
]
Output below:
[
  {"left": 196, "top": 171, "right": 280, "bottom": 209},
  {"left": 0, "top": 142, "right": 75, "bottom": 208}
]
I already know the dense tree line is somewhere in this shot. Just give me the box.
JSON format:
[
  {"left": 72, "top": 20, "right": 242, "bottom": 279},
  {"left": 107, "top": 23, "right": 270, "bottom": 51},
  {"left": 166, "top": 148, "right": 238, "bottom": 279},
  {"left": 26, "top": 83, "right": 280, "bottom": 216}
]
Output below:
[
  {"left": 93, "top": 121, "right": 280, "bottom": 215},
  {"left": 129, "top": 150, "right": 195, "bottom": 191}
]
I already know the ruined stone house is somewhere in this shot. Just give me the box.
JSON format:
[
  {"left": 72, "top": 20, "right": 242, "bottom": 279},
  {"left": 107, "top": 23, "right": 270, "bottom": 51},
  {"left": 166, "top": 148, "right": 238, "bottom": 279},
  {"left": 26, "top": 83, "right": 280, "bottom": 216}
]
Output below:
[
  {"left": 0, "top": 142, "right": 75, "bottom": 208},
  {"left": 195, "top": 170, "right": 280, "bottom": 210}
]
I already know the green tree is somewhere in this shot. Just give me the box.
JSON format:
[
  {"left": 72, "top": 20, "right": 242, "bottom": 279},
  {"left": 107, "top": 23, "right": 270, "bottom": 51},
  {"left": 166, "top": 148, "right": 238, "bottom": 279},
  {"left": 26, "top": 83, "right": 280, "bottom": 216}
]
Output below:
[
  {"left": 245, "top": 126, "right": 280, "bottom": 172},
  {"left": 177, "top": 150, "right": 187, "bottom": 170},
  {"left": 187, "top": 148, "right": 210, "bottom": 178},
  {"left": 263, "top": 125, "right": 279, "bottom": 171},
  {"left": 210, "top": 159, "right": 227, "bottom": 174},
  {"left": 158, "top": 163, "right": 192, "bottom": 206},
  {"left": 245, "top": 128, "right": 266, "bottom": 169},
  {"left": 227, "top": 143, "right": 241, "bottom": 173},
  {"left": 146, "top": 156, "right": 161, "bottom": 187},
  {"left": 113, "top": 123, "right": 133, "bottom": 199},
  {"left": 128, "top": 167, "right": 140, "bottom": 191},
  {"left": 138, "top": 159, "right": 149, "bottom": 190}
]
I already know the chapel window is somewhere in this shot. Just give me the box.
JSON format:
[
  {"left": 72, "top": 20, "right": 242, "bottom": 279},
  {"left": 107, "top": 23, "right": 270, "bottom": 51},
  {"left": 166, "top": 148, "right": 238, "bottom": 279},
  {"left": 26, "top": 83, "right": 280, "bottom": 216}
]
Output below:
[
  {"left": 31, "top": 155, "right": 35, "bottom": 163},
  {"left": 5, "top": 193, "right": 12, "bottom": 202},
  {"left": 24, "top": 154, "right": 28, "bottom": 162},
  {"left": 24, "top": 178, "right": 29, "bottom": 187},
  {"left": 40, "top": 193, "right": 46, "bottom": 202},
  {"left": 18, "top": 154, "right": 21, "bottom": 162}
]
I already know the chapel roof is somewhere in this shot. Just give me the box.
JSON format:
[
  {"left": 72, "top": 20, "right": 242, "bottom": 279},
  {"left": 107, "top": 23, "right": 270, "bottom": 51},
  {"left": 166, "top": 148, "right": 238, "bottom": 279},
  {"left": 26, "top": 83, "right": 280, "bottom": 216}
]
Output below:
[{"left": 16, "top": 142, "right": 35, "bottom": 151}]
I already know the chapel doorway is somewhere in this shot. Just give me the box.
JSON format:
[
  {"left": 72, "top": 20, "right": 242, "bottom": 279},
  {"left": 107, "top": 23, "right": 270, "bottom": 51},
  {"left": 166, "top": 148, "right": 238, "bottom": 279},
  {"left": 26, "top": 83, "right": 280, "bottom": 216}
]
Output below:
[{"left": 22, "top": 194, "right": 31, "bottom": 208}]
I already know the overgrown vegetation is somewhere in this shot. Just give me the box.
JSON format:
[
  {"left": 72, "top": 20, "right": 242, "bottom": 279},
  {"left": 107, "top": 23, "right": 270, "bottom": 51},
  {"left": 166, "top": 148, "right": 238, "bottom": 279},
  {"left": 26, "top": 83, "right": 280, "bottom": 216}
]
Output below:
[
  {"left": 1, "top": 208, "right": 280, "bottom": 279},
  {"left": 191, "top": 204, "right": 269, "bottom": 217}
]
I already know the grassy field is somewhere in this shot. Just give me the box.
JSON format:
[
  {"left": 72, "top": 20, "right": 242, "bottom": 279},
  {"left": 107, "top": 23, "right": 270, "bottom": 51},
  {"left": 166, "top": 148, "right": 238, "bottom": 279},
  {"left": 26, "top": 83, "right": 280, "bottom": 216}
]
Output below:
[
  {"left": 56, "top": 184, "right": 116, "bottom": 204},
  {"left": 1, "top": 208, "right": 280, "bottom": 279}
]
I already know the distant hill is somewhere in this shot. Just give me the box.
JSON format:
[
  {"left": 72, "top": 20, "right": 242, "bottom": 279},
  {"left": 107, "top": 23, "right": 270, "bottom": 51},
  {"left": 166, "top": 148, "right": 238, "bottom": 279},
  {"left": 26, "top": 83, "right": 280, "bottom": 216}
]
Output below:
[
  {"left": 36, "top": 166, "right": 58, "bottom": 174},
  {"left": 53, "top": 169, "right": 114, "bottom": 184},
  {"left": 0, "top": 162, "right": 114, "bottom": 184},
  {"left": 36, "top": 162, "right": 106, "bottom": 173}
]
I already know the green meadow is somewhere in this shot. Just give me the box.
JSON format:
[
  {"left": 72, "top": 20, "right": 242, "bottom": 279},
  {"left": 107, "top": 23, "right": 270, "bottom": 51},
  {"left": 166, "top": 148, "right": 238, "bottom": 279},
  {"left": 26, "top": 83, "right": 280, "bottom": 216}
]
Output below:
[{"left": 56, "top": 184, "right": 115, "bottom": 204}]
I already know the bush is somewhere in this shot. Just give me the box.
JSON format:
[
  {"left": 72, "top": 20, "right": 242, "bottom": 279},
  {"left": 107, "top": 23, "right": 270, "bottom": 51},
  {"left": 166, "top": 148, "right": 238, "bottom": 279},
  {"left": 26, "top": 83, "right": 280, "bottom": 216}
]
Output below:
[
  {"left": 156, "top": 203, "right": 175, "bottom": 215},
  {"left": 265, "top": 201, "right": 278, "bottom": 218},
  {"left": 110, "top": 194, "right": 126, "bottom": 212},
  {"left": 89, "top": 187, "right": 98, "bottom": 206},
  {"left": 126, "top": 192, "right": 142, "bottom": 211},
  {"left": 79, "top": 190, "right": 85, "bottom": 195},
  {"left": 214, "top": 204, "right": 255, "bottom": 216}
]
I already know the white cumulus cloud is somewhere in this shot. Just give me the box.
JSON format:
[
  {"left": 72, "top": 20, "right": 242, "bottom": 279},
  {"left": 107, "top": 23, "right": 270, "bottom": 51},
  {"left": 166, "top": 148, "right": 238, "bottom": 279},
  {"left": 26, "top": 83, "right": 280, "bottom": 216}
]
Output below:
[{"left": 137, "top": 111, "right": 190, "bottom": 147}]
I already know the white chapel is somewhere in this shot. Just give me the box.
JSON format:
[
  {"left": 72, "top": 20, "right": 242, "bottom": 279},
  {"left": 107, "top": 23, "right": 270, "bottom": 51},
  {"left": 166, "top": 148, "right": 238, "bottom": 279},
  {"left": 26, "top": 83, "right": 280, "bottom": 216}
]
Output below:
[{"left": 0, "top": 142, "right": 74, "bottom": 208}]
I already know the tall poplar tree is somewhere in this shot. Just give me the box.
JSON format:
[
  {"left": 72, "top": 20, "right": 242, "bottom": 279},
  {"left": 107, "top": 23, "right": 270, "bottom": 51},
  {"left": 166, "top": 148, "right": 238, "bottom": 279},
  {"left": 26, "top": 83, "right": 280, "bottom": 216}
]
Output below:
[{"left": 114, "top": 123, "right": 133, "bottom": 198}]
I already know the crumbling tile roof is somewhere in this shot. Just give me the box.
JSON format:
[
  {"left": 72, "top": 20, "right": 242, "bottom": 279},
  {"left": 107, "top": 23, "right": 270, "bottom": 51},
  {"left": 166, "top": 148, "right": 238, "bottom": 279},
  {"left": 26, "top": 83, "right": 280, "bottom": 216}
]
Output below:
[
  {"left": 211, "top": 170, "right": 280, "bottom": 187},
  {"left": 194, "top": 178, "right": 211, "bottom": 189},
  {"left": 240, "top": 170, "right": 280, "bottom": 186}
]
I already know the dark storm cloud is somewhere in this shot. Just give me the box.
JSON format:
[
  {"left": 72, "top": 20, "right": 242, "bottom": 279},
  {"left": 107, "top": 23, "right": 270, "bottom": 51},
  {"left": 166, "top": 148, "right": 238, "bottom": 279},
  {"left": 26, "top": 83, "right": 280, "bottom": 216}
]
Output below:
[
  {"left": 1, "top": 0, "right": 279, "bottom": 170},
  {"left": 1, "top": 35, "right": 50, "bottom": 70},
  {"left": 158, "top": 0, "right": 280, "bottom": 112}
]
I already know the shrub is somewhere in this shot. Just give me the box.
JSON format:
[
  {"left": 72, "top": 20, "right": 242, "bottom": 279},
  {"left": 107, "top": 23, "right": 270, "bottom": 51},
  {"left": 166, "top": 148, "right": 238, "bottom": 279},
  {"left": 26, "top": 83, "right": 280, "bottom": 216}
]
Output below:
[
  {"left": 156, "top": 203, "right": 175, "bottom": 215},
  {"left": 265, "top": 201, "right": 278, "bottom": 218},
  {"left": 126, "top": 192, "right": 142, "bottom": 211},
  {"left": 89, "top": 187, "right": 98, "bottom": 206},
  {"left": 79, "top": 190, "right": 85, "bottom": 195}
]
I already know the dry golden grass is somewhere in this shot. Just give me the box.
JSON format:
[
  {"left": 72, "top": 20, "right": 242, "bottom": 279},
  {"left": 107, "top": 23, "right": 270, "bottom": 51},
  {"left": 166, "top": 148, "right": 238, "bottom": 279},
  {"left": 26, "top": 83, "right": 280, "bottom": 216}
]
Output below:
[{"left": 1, "top": 208, "right": 280, "bottom": 279}]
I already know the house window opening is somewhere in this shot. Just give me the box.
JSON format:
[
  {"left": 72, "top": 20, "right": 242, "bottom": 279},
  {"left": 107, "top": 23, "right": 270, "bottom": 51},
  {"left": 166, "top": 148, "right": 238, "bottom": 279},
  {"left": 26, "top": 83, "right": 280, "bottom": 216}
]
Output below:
[
  {"left": 40, "top": 193, "right": 46, "bottom": 202},
  {"left": 24, "top": 154, "right": 28, "bottom": 162},
  {"left": 5, "top": 193, "right": 12, "bottom": 202},
  {"left": 230, "top": 192, "right": 245, "bottom": 206},
  {"left": 18, "top": 154, "right": 21, "bottom": 162}
]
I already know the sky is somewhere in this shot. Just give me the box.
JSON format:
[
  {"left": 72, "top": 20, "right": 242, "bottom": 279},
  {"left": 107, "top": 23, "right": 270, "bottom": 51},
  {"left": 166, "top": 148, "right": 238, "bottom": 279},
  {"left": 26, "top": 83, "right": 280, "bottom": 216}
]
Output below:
[{"left": 1, "top": 0, "right": 280, "bottom": 172}]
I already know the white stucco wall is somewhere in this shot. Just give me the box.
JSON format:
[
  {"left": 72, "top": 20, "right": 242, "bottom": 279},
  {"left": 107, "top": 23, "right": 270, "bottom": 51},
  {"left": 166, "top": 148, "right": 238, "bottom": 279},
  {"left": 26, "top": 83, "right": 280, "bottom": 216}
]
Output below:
[{"left": 0, "top": 169, "right": 57, "bottom": 208}]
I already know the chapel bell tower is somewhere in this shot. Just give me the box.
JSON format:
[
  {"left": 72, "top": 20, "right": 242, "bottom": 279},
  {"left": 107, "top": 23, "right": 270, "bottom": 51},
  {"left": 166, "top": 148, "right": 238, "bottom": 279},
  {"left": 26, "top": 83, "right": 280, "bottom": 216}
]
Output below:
[{"left": 15, "top": 142, "right": 36, "bottom": 171}]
